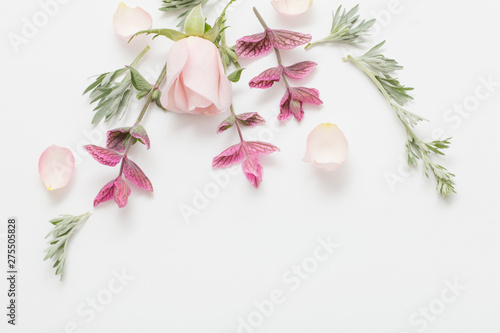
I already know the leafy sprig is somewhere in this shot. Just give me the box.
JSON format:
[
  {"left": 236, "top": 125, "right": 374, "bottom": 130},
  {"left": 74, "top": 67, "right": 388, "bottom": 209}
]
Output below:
[
  {"left": 306, "top": 4, "right": 375, "bottom": 49},
  {"left": 160, "top": 0, "right": 206, "bottom": 27},
  {"left": 84, "top": 46, "right": 152, "bottom": 124},
  {"left": 344, "top": 41, "right": 456, "bottom": 197},
  {"left": 44, "top": 212, "right": 91, "bottom": 280}
]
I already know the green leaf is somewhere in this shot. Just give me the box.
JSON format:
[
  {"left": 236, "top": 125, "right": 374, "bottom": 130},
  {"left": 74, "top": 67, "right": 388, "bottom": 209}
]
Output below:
[
  {"left": 137, "top": 90, "right": 151, "bottom": 100},
  {"left": 227, "top": 68, "right": 245, "bottom": 83},
  {"left": 184, "top": 4, "right": 205, "bottom": 36},
  {"left": 128, "top": 66, "right": 152, "bottom": 92},
  {"left": 129, "top": 29, "right": 187, "bottom": 43}
]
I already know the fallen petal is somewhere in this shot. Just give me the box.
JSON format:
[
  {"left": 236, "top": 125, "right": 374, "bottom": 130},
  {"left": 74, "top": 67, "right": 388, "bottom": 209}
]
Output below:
[
  {"left": 113, "top": 2, "right": 153, "bottom": 41},
  {"left": 304, "top": 123, "right": 348, "bottom": 171},
  {"left": 38, "top": 145, "right": 75, "bottom": 191},
  {"left": 271, "top": 0, "right": 313, "bottom": 15}
]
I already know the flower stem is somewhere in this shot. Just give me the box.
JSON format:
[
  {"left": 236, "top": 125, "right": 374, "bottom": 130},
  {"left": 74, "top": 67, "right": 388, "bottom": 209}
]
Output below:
[
  {"left": 118, "top": 62, "right": 168, "bottom": 176},
  {"left": 130, "top": 45, "right": 151, "bottom": 67},
  {"left": 344, "top": 55, "right": 420, "bottom": 143},
  {"left": 220, "top": 8, "right": 245, "bottom": 144},
  {"left": 231, "top": 106, "right": 244, "bottom": 142},
  {"left": 252, "top": 7, "right": 269, "bottom": 29}
]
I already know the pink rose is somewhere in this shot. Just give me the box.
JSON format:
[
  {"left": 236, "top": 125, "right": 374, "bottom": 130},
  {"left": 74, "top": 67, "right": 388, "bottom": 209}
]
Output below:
[{"left": 160, "top": 36, "right": 232, "bottom": 116}]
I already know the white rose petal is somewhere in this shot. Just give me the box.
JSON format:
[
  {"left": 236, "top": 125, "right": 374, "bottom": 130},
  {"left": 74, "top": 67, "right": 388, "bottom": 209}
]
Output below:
[
  {"left": 303, "top": 123, "right": 348, "bottom": 171},
  {"left": 113, "top": 2, "right": 153, "bottom": 41},
  {"left": 271, "top": 0, "right": 313, "bottom": 16},
  {"left": 38, "top": 145, "right": 75, "bottom": 191}
]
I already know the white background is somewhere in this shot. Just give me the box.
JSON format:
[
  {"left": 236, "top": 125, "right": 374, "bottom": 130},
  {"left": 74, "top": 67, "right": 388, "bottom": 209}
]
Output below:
[{"left": 1, "top": 0, "right": 500, "bottom": 332}]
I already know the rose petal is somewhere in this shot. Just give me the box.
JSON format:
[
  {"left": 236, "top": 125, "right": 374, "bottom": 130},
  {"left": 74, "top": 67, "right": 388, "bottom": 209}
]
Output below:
[
  {"left": 113, "top": 2, "right": 153, "bottom": 41},
  {"left": 271, "top": 0, "right": 313, "bottom": 15},
  {"left": 38, "top": 145, "right": 75, "bottom": 191},
  {"left": 161, "top": 36, "right": 232, "bottom": 116},
  {"left": 303, "top": 123, "right": 348, "bottom": 171}
]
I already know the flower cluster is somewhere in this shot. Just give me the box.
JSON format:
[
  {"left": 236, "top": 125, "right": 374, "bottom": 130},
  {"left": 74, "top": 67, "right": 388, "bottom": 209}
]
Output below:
[{"left": 235, "top": 8, "right": 322, "bottom": 122}]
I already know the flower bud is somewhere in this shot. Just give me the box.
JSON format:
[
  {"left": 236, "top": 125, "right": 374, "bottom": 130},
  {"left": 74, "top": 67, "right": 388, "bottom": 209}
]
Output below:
[{"left": 184, "top": 4, "right": 205, "bottom": 37}]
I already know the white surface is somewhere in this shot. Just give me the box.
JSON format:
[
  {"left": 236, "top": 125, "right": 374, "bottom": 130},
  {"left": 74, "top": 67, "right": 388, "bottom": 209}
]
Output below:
[{"left": 1, "top": 0, "right": 500, "bottom": 332}]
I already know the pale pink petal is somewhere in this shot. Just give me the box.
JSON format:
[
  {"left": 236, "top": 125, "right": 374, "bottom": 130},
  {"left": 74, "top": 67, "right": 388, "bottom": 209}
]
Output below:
[
  {"left": 38, "top": 145, "right": 75, "bottom": 191},
  {"left": 215, "top": 48, "right": 233, "bottom": 113},
  {"left": 122, "top": 157, "right": 153, "bottom": 191},
  {"left": 271, "top": 0, "right": 313, "bottom": 15},
  {"left": 93, "top": 179, "right": 116, "bottom": 207},
  {"left": 303, "top": 123, "right": 348, "bottom": 171},
  {"left": 243, "top": 142, "right": 280, "bottom": 157},
  {"left": 161, "top": 37, "right": 189, "bottom": 112},
  {"left": 212, "top": 143, "right": 245, "bottom": 168},
  {"left": 84, "top": 145, "right": 123, "bottom": 167},
  {"left": 249, "top": 66, "right": 283, "bottom": 89},
  {"left": 113, "top": 177, "right": 131, "bottom": 208},
  {"left": 283, "top": 61, "right": 317, "bottom": 79},
  {"left": 242, "top": 157, "right": 263, "bottom": 188},
  {"left": 267, "top": 29, "right": 312, "bottom": 50},
  {"left": 182, "top": 37, "right": 231, "bottom": 114},
  {"left": 235, "top": 32, "right": 272, "bottom": 58},
  {"left": 113, "top": 2, "right": 152, "bottom": 41}
]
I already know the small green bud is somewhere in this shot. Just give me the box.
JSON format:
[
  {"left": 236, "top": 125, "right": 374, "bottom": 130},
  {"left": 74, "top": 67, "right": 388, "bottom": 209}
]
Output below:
[{"left": 184, "top": 4, "right": 205, "bottom": 37}]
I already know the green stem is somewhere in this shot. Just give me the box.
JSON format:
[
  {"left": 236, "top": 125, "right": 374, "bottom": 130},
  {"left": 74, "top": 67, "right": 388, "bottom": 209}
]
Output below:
[
  {"left": 119, "top": 62, "right": 168, "bottom": 176},
  {"left": 253, "top": 7, "right": 269, "bottom": 29},
  {"left": 220, "top": 5, "right": 245, "bottom": 144},
  {"left": 345, "top": 55, "right": 421, "bottom": 144},
  {"left": 130, "top": 45, "right": 151, "bottom": 67}
]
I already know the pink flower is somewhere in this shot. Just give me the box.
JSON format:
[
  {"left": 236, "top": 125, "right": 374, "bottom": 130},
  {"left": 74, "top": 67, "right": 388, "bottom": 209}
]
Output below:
[
  {"left": 271, "top": 0, "right": 313, "bottom": 16},
  {"left": 113, "top": 2, "right": 152, "bottom": 41},
  {"left": 279, "top": 87, "right": 322, "bottom": 122},
  {"left": 38, "top": 145, "right": 75, "bottom": 191},
  {"left": 303, "top": 123, "right": 348, "bottom": 171},
  {"left": 160, "top": 36, "right": 232, "bottom": 116}
]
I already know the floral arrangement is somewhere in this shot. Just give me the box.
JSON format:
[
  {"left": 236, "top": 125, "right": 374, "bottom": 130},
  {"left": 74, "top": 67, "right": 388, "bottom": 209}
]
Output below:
[{"left": 40, "top": 0, "right": 455, "bottom": 279}]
